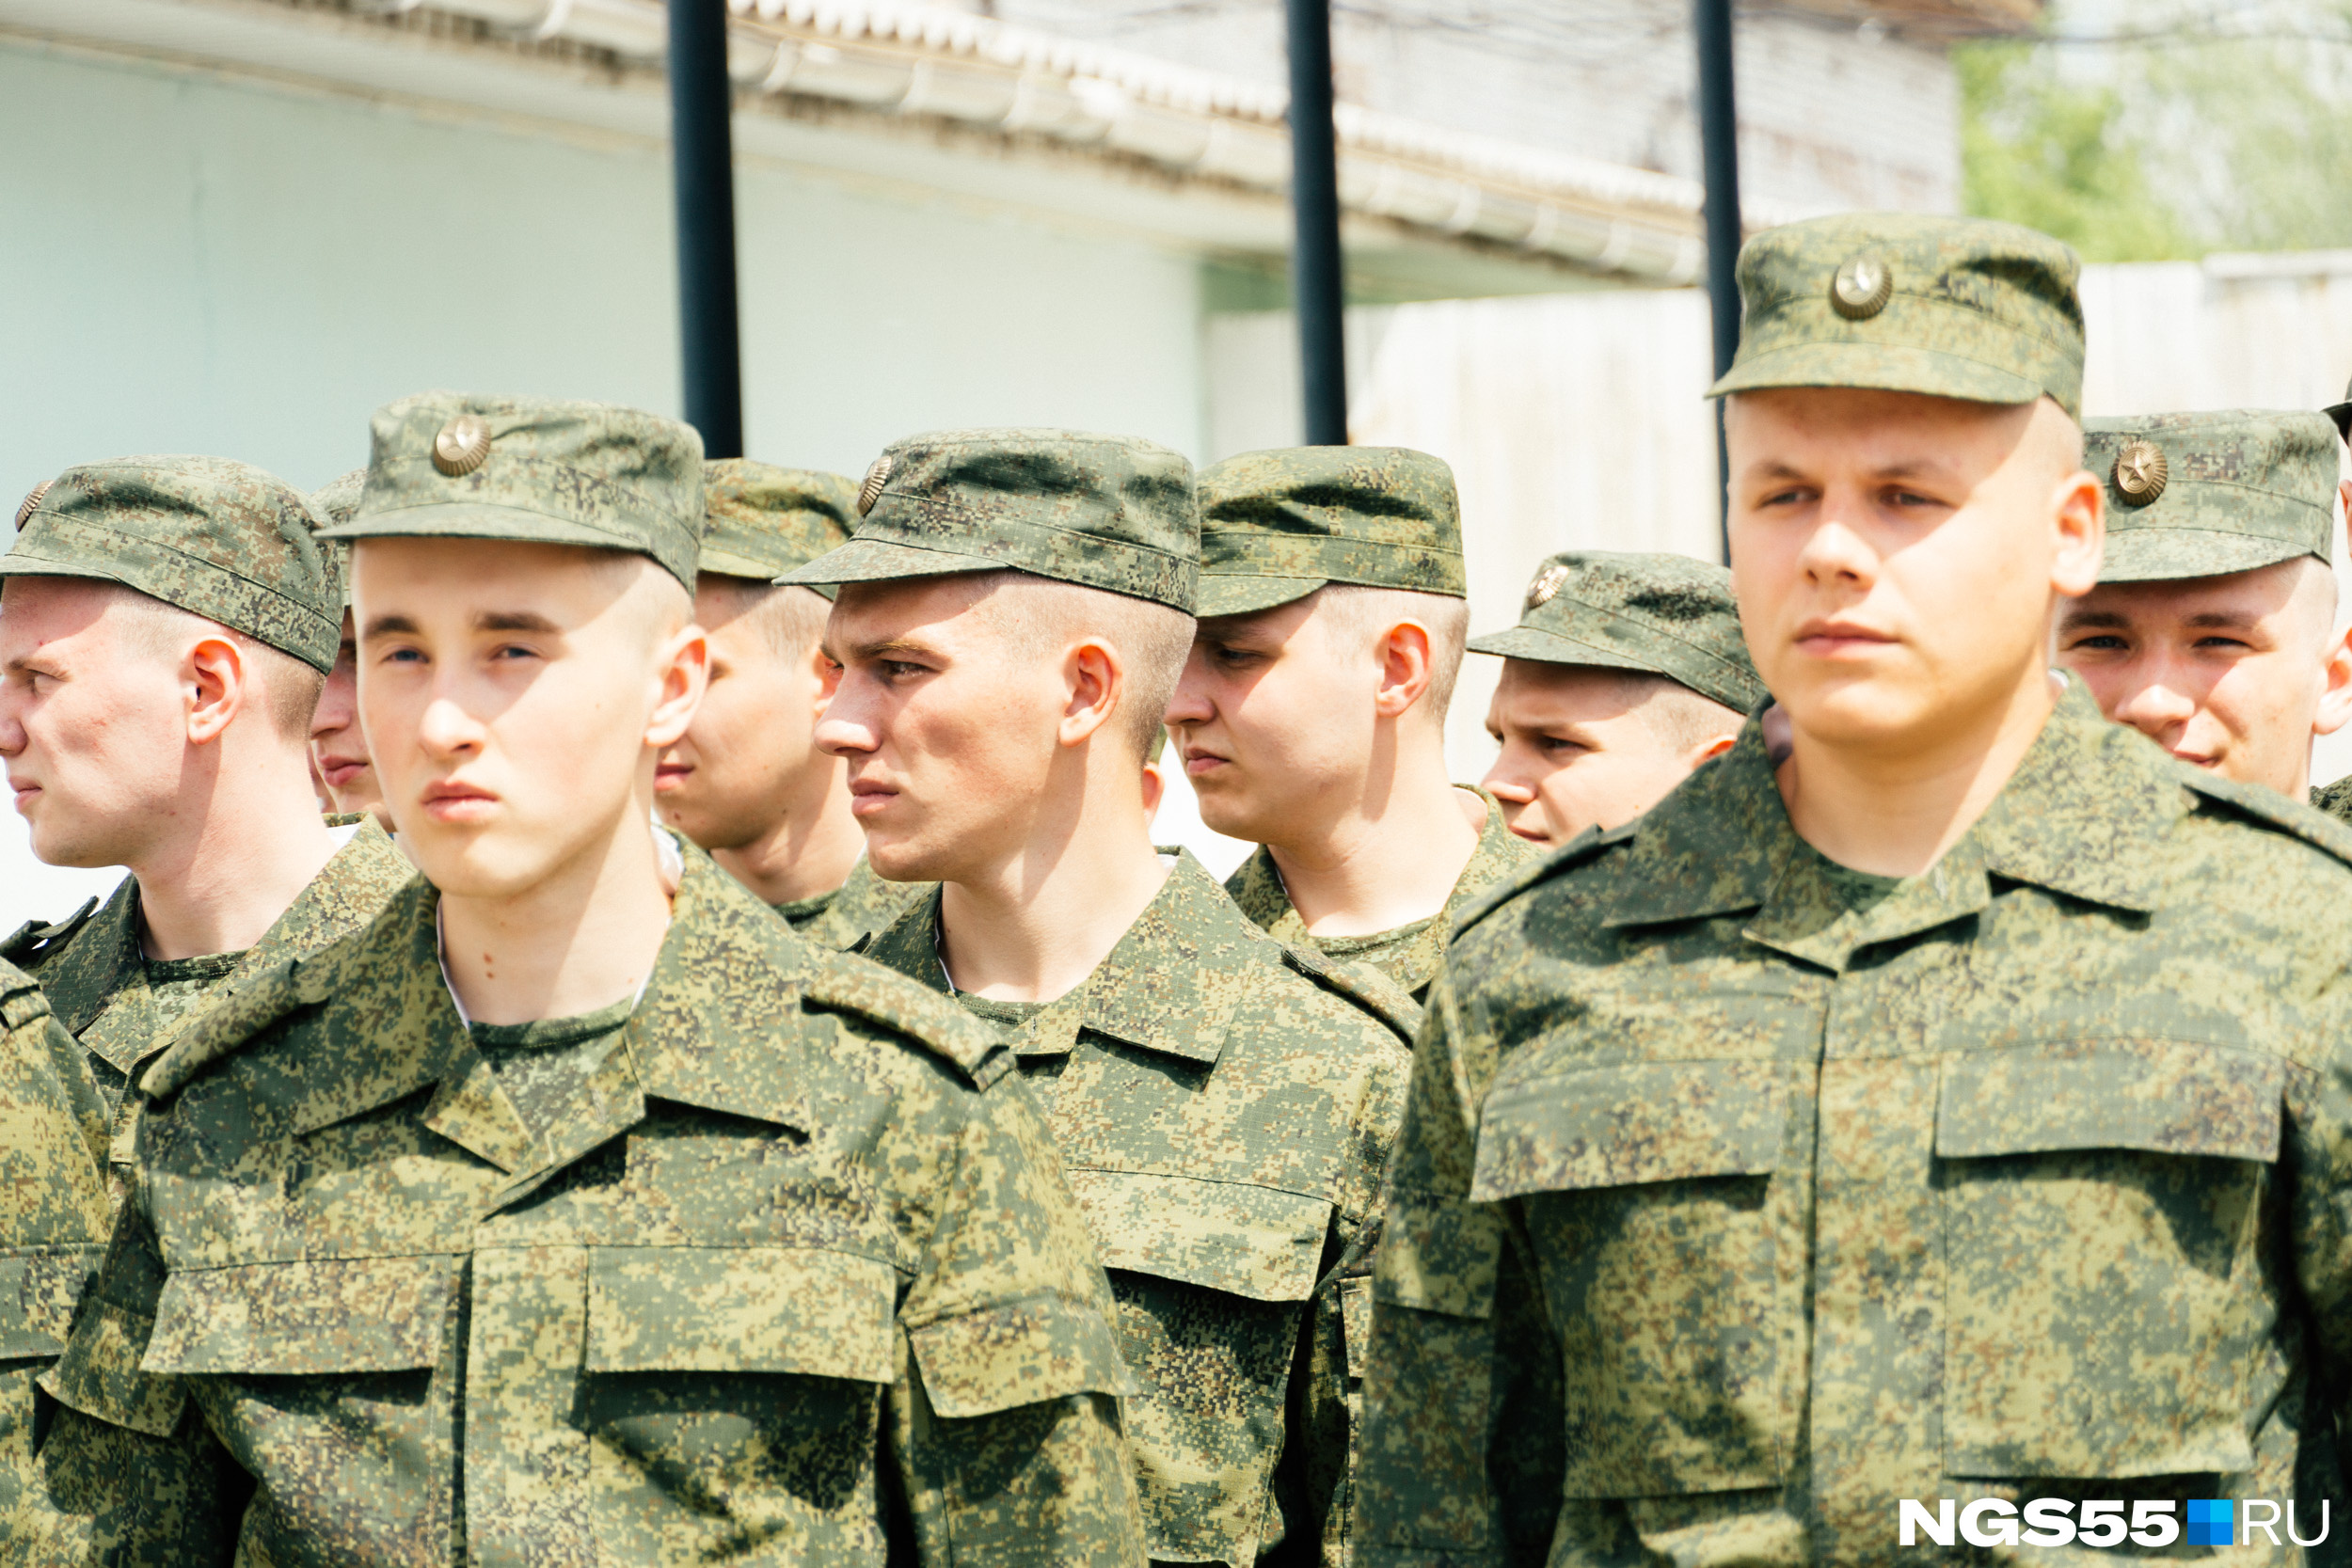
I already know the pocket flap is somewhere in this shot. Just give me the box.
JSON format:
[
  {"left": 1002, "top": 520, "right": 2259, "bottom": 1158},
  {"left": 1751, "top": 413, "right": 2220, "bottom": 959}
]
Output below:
[
  {"left": 584, "top": 1244, "right": 895, "bottom": 1383},
  {"left": 146, "top": 1255, "right": 454, "bottom": 1375},
  {"left": 1936, "top": 1039, "right": 2283, "bottom": 1162},
  {"left": 1470, "top": 1059, "right": 1786, "bottom": 1202},
  {"left": 0, "top": 1244, "right": 101, "bottom": 1358},
  {"left": 1069, "top": 1169, "right": 1332, "bottom": 1302},
  {"left": 908, "top": 1294, "right": 1136, "bottom": 1418}
]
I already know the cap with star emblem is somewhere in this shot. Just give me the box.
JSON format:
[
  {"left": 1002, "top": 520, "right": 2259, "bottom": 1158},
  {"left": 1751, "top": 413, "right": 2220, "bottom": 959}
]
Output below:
[
  {"left": 698, "top": 460, "right": 855, "bottom": 599},
  {"left": 1193, "top": 446, "right": 1464, "bottom": 617},
  {"left": 1, "top": 456, "right": 341, "bottom": 672},
  {"left": 776, "top": 428, "right": 1197, "bottom": 610},
  {"left": 1469, "top": 549, "right": 1765, "bottom": 713},
  {"left": 1708, "top": 212, "right": 2086, "bottom": 419},
  {"left": 2087, "top": 409, "right": 2340, "bottom": 583},
  {"left": 317, "top": 392, "right": 706, "bottom": 592}
]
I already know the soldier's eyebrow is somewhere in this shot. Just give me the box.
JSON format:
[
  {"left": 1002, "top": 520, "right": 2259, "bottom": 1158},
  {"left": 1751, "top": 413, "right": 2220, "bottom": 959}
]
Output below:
[
  {"left": 2058, "top": 609, "right": 2130, "bottom": 629},
  {"left": 2182, "top": 609, "right": 2262, "bottom": 630},
  {"left": 845, "top": 635, "right": 940, "bottom": 662},
  {"left": 475, "top": 610, "right": 563, "bottom": 635},
  {"left": 359, "top": 613, "right": 421, "bottom": 640}
]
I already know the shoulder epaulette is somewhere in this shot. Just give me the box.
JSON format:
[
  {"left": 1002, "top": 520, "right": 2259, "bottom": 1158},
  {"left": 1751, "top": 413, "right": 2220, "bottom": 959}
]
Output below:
[
  {"left": 0, "top": 896, "right": 98, "bottom": 970},
  {"left": 1453, "top": 820, "right": 1629, "bottom": 940},
  {"left": 799, "top": 949, "right": 1012, "bottom": 1089},
  {"left": 2184, "top": 768, "right": 2352, "bottom": 867},
  {"left": 1278, "top": 943, "right": 1422, "bottom": 1046}
]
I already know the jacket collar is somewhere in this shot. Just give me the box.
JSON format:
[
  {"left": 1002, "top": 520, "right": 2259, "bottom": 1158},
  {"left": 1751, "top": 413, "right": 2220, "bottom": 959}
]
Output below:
[{"left": 1599, "top": 682, "right": 2180, "bottom": 969}]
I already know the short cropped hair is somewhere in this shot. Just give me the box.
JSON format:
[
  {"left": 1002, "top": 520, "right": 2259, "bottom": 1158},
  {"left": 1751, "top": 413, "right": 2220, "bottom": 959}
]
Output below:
[
  {"left": 696, "top": 576, "right": 833, "bottom": 660},
  {"left": 1315, "top": 584, "right": 1472, "bottom": 721},
  {"left": 971, "top": 572, "right": 1195, "bottom": 763},
  {"left": 116, "top": 592, "right": 325, "bottom": 740}
]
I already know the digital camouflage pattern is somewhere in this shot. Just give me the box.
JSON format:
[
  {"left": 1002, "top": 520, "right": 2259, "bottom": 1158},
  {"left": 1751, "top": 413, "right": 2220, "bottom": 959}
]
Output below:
[
  {"left": 0, "top": 959, "right": 107, "bottom": 1529},
  {"left": 1228, "top": 786, "right": 1540, "bottom": 1002},
  {"left": 866, "top": 852, "right": 1412, "bottom": 1567},
  {"left": 2087, "top": 410, "right": 2340, "bottom": 582},
  {"left": 1468, "top": 550, "right": 1767, "bottom": 714},
  {"left": 1196, "top": 447, "right": 1465, "bottom": 617},
  {"left": 779, "top": 856, "right": 933, "bottom": 952},
  {"left": 319, "top": 392, "right": 707, "bottom": 593},
  {"left": 1708, "top": 212, "right": 2087, "bottom": 418},
  {"left": 1359, "top": 684, "right": 2352, "bottom": 1565},
  {"left": 25, "top": 845, "right": 1141, "bottom": 1565},
  {"left": 0, "top": 455, "right": 341, "bottom": 673},
  {"left": 700, "top": 459, "right": 855, "bottom": 595},
  {"left": 2313, "top": 773, "right": 2352, "bottom": 826},
  {"left": 777, "top": 428, "right": 1199, "bottom": 612},
  {"left": 307, "top": 467, "right": 364, "bottom": 606},
  {"left": 3, "top": 819, "right": 415, "bottom": 1206}
]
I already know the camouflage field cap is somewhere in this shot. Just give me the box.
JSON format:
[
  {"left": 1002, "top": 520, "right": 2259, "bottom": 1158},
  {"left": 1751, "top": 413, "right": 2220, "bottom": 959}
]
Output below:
[
  {"left": 699, "top": 460, "right": 855, "bottom": 601},
  {"left": 1470, "top": 550, "right": 1766, "bottom": 712},
  {"left": 776, "top": 428, "right": 1197, "bottom": 611},
  {"left": 2, "top": 456, "right": 339, "bottom": 672},
  {"left": 2326, "top": 372, "right": 2350, "bottom": 440},
  {"left": 319, "top": 392, "right": 705, "bottom": 592},
  {"left": 307, "top": 468, "right": 364, "bottom": 608},
  {"left": 1195, "top": 446, "right": 1465, "bottom": 617},
  {"left": 1709, "top": 212, "right": 2086, "bottom": 419},
  {"left": 2087, "top": 409, "right": 2340, "bottom": 583}
]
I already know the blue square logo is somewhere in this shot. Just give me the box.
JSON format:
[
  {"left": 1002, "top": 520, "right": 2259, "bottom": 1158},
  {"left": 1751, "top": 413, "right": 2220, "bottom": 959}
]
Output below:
[{"left": 2186, "top": 1498, "right": 2233, "bottom": 1546}]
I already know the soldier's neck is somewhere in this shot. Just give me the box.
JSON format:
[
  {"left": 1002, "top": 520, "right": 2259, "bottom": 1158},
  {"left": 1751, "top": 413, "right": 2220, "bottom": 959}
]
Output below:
[
  {"left": 708, "top": 755, "right": 866, "bottom": 906},
  {"left": 1775, "top": 672, "right": 2058, "bottom": 879},
  {"left": 935, "top": 784, "right": 1168, "bottom": 1006},
  {"left": 1265, "top": 732, "right": 1480, "bottom": 937},
  {"left": 135, "top": 746, "right": 340, "bottom": 962}
]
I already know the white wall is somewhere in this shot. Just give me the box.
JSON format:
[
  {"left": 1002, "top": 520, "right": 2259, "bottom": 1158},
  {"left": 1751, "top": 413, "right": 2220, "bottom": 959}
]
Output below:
[{"left": 0, "top": 37, "right": 1212, "bottom": 934}]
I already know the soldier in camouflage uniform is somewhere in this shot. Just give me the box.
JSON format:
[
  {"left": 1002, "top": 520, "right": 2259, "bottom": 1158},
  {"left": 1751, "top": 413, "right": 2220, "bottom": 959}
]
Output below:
[
  {"left": 0, "top": 458, "right": 415, "bottom": 1170},
  {"left": 2050, "top": 411, "right": 2352, "bottom": 805},
  {"left": 783, "top": 428, "right": 1413, "bottom": 1566},
  {"left": 1360, "top": 213, "right": 2352, "bottom": 1564},
  {"left": 23, "top": 395, "right": 1144, "bottom": 1564},
  {"left": 1473, "top": 552, "right": 1763, "bottom": 848},
  {"left": 653, "top": 459, "right": 927, "bottom": 948},
  {"left": 1167, "top": 448, "right": 1534, "bottom": 1001},
  {"left": 0, "top": 960, "right": 106, "bottom": 1538},
  {"left": 302, "top": 467, "right": 390, "bottom": 826}
]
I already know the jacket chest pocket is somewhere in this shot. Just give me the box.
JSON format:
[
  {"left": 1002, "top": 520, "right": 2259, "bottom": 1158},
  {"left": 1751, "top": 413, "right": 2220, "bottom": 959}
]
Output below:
[
  {"left": 1936, "top": 1038, "right": 2284, "bottom": 1480},
  {"left": 577, "top": 1244, "right": 897, "bottom": 1563},
  {"left": 1472, "top": 1057, "right": 1804, "bottom": 1497}
]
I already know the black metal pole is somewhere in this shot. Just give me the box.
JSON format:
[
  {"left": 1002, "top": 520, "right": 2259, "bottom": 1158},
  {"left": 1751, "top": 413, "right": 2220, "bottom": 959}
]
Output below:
[
  {"left": 1284, "top": 0, "right": 1347, "bottom": 447},
  {"left": 1694, "top": 0, "right": 1741, "bottom": 558},
  {"left": 667, "top": 0, "right": 744, "bottom": 459}
]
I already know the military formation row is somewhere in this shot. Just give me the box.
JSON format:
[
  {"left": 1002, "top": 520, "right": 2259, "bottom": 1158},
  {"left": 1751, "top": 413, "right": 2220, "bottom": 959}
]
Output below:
[{"left": 5, "top": 206, "right": 2352, "bottom": 1566}]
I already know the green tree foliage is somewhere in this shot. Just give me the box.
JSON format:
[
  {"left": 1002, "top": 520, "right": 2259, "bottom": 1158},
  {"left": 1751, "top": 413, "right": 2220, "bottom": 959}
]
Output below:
[{"left": 1958, "top": 42, "right": 2189, "bottom": 261}]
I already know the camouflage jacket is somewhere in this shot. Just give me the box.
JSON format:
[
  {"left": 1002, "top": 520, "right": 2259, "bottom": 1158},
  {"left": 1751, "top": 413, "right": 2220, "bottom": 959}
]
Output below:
[
  {"left": 781, "top": 855, "right": 932, "bottom": 952},
  {"left": 30, "top": 848, "right": 1143, "bottom": 1565},
  {"left": 0, "top": 960, "right": 107, "bottom": 1529},
  {"left": 1227, "top": 786, "right": 1539, "bottom": 1000},
  {"left": 3, "top": 819, "right": 415, "bottom": 1166},
  {"left": 867, "top": 852, "right": 1413, "bottom": 1567},
  {"left": 2311, "top": 774, "right": 2352, "bottom": 825},
  {"left": 1361, "top": 684, "right": 2352, "bottom": 1566}
]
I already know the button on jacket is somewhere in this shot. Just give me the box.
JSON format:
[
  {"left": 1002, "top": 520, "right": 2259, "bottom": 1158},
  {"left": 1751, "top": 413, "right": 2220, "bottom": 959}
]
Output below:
[
  {"left": 1361, "top": 684, "right": 2352, "bottom": 1565},
  {"left": 32, "top": 847, "right": 1143, "bottom": 1565},
  {"left": 867, "top": 853, "right": 1412, "bottom": 1567}
]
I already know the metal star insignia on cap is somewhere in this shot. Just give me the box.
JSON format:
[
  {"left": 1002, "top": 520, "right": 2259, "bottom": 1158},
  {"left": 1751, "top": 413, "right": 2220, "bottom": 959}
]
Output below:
[
  {"left": 1525, "top": 562, "right": 1569, "bottom": 610},
  {"left": 856, "top": 454, "right": 893, "bottom": 517},
  {"left": 2112, "top": 439, "right": 2169, "bottom": 506},
  {"left": 432, "top": 415, "right": 492, "bottom": 477},
  {"left": 13, "top": 480, "right": 52, "bottom": 532},
  {"left": 1830, "top": 252, "right": 1893, "bottom": 320}
]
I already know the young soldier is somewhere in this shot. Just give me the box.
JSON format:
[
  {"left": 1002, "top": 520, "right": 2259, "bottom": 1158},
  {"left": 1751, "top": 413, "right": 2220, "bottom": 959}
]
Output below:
[
  {"left": 2055, "top": 412, "right": 2352, "bottom": 802},
  {"left": 26, "top": 395, "right": 1142, "bottom": 1563},
  {"left": 1475, "top": 551, "right": 1762, "bottom": 847},
  {"left": 1168, "top": 447, "right": 1535, "bottom": 999},
  {"left": 1360, "top": 214, "right": 2352, "bottom": 1563},
  {"left": 654, "top": 459, "right": 925, "bottom": 947},
  {"left": 0, "top": 961, "right": 106, "bottom": 1534},
  {"left": 787, "top": 428, "right": 1412, "bottom": 1567},
  {"left": 0, "top": 459, "right": 413, "bottom": 1159},
  {"left": 303, "top": 468, "right": 389, "bottom": 825}
]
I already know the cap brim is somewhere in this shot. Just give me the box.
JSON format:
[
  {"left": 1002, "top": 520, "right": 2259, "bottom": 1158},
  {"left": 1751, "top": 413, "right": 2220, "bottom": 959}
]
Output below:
[
  {"left": 0, "top": 553, "right": 133, "bottom": 587},
  {"left": 1195, "top": 574, "right": 1325, "bottom": 618},
  {"left": 773, "top": 536, "right": 1008, "bottom": 589},
  {"left": 1467, "top": 625, "right": 1685, "bottom": 670},
  {"left": 2098, "top": 529, "right": 2319, "bottom": 584},
  {"left": 321, "top": 501, "right": 658, "bottom": 561},
  {"left": 1709, "top": 342, "right": 2045, "bottom": 408}
]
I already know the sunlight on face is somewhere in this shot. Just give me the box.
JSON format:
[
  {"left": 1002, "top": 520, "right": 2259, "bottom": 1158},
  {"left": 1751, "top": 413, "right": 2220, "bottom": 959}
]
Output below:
[
  {"left": 1480, "top": 661, "right": 1737, "bottom": 846},
  {"left": 353, "top": 538, "right": 702, "bottom": 900},
  {"left": 656, "top": 582, "right": 834, "bottom": 853}
]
